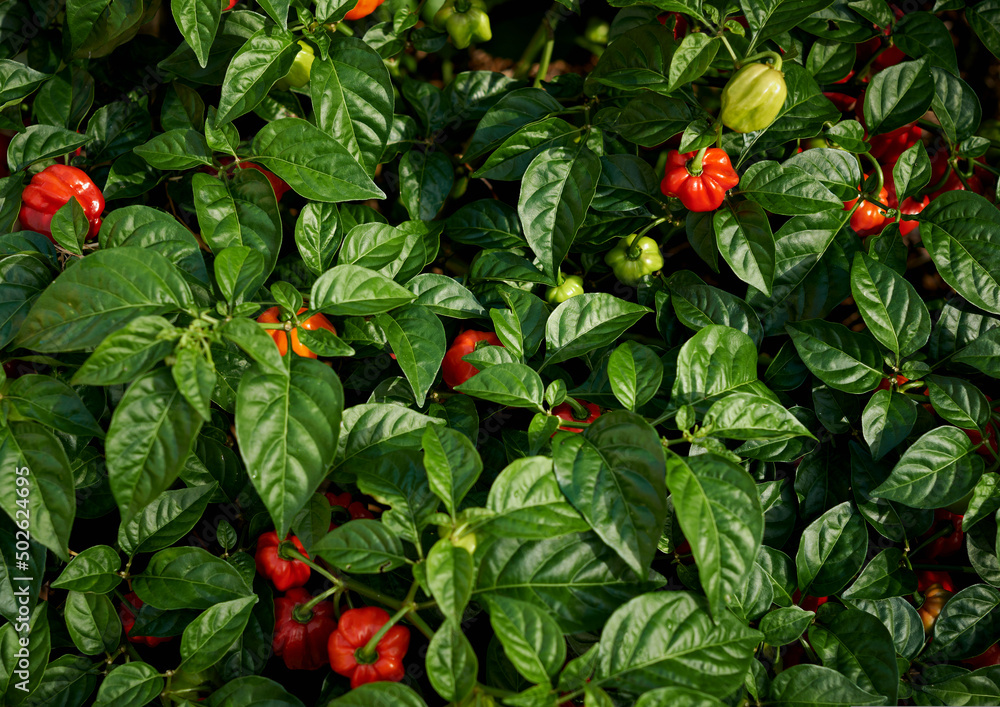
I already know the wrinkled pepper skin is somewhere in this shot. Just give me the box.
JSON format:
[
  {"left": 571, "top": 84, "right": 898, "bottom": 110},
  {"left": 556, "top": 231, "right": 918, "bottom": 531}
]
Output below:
[
  {"left": 119, "top": 592, "right": 172, "bottom": 647},
  {"left": 546, "top": 274, "right": 585, "bottom": 304},
  {"left": 552, "top": 400, "right": 601, "bottom": 433},
  {"left": 257, "top": 306, "right": 337, "bottom": 358},
  {"left": 255, "top": 531, "right": 311, "bottom": 591},
  {"left": 443, "top": 330, "right": 503, "bottom": 388},
  {"left": 720, "top": 62, "right": 787, "bottom": 133},
  {"left": 19, "top": 164, "right": 104, "bottom": 242},
  {"left": 273, "top": 588, "right": 338, "bottom": 670},
  {"left": 274, "top": 41, "right": 315, "bottom": 90},
  {"left": 345, "top": 0, "right": 385, "bottom": 20},
  {"left": 604, "top": 233, "right": 664, "bottom": 286},
  {"left": 660, "top": 148, "right": 740, "bottom": 212},
  {"left": 434, "top": 0, "right": 492, "bottom": 49},
  {"left": 328, "top": 607, "right": 411, "bottom": 688}
]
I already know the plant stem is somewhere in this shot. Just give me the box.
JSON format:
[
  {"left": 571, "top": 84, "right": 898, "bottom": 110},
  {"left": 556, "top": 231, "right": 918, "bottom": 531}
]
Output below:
[
  {"left": 533, "top": 18, "right": 556, "bottom": 88},
  {"left": 513, "top": 22, "right": 548, "bottom": 80}
]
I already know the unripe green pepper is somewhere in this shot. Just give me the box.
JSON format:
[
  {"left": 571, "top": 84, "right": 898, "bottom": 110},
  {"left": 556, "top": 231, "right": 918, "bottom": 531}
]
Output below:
[
  {"left": 434, "top": 0, "right": 492, "bottom": 49},
  {"left": 604, "top": 234, "right": 664, "bottom": 286},
  {"left": 546, "top": 273, "right": 584, "bottom": 304},
  {"left": 274, "top": 41, "right": 315, "bottom": 91},
  {"left": 720, "top": 60, "right": 787, "bottom": 134},
  {"left": 437, "top": 525, "right": 477, "bottom": 554},
  {"left": 421, "top": 0, "right": 448, "bottom": 24}
]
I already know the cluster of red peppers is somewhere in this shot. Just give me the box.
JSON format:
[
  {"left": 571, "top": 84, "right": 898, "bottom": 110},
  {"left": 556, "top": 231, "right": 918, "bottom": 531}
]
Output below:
[
  {"left": 257, "top": 306, "right": 338, "bottom": 358},
  {"left": 252, "top": 493, "right": 411, "bottom": 685}
]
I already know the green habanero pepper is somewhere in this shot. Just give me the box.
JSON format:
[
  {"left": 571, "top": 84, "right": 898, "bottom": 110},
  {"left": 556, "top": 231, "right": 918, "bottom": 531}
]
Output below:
[
  {"left": 546, "top": 273, "right": 584, "bottom": 304},
  {"left": 604, "top": 234, "right": 664, "bottom": 286},
  {"left": 720, "top": 59, "right": 787, "bottom": 134},
  {"left": 434, "top": 0, "right": 492, "bottom": 49},
  {"left": 274, "top": 41, "right": 315, "bottom": 91}
]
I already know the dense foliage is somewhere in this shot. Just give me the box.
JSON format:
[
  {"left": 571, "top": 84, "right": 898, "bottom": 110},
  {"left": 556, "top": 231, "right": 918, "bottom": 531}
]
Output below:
[{"left": 2, "top": 0, "right": 1000, "bottom": 705}]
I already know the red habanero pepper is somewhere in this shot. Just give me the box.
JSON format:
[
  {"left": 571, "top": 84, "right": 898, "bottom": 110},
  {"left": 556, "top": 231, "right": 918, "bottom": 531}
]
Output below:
[
  {"left": 922, "top": 510, "right": 964, "bottom": 561},
  {"left": 344, "top": 0, "right": 385, "bottom": 20},
  {"left": 791, "top": 589, "right": 828, "bottom": 613},
  {"left": 660, "top": 149, "right": 739, "bottom": 212},
  {"left": 442, "top": 330, "right": 503, "bottom": 389},
  {"left": 327, "top": 491, "right": 375, "bottom": 531},
  {"left": 328, "top": 607, "right": 410, "bottom": 688},
  {"left": 273, "top": 588, "right": 338, "bottom": 670},
  {"left": 119, "top": 592, "right": 172, "bottom": 647},
  {"left": 19, "top": 165, "right": 104, "bottom": 242},
  {"left": 868, "top": 123, "right": 922, "bottom": 166},
  {"left": 552, "top": 400, "right": 601, "bottom": 433},
  {"left": 917, "top": 570, "right": 956, "bottom": 595},
  {"left": 257, "top": 307, "right": 337, "bottom": 358},
  {"left": 824, "top": 92, "right": 857, "bottom": 113},
  {"left": 223, "top": 0, "right": 238, "bottom": 9},
  {"left": 255, "top": 531, "right": 311, "bottom": 591},
  {"left": 844, "top": 183, "right": 889, "bottom": 237},
  {"left": 898, "top": 196, "right": 929, "bottom": 237}
]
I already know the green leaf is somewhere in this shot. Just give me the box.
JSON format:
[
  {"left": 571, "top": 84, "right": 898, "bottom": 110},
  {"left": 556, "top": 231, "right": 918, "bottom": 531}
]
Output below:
[
  {"left": 312, "top": 264, "right": 415, "bottom": 317},
  {"left": 216, "top": 26, "right": 299, "bottom": 125},
  {"left": 759, "top": 606, "right": 815, "bottom": 646},
  {"left": 7, "top": 125, "right": 91, "bottom": 172},
  {"left": 132, "top": 547, "right": 251, "bottom": 610},
  {"left": 741, "top": 0, "right": 837, "bottom": 52},
  {"left": 667, "top": 270, "right": 764, "bottom": 345},
  {"left": 544, "top": 293, "right": 650, "bottom": 367},
  {"left": 426, "top": 540, "right": 475, "bottom": 625},
  {"left": 181, "top": 595, "right": 257, "bottom": 672},
  {"left": 64, "top": 592, "right": 120, "bottom": 655},
  {"left": 118, "top": 484, "right": 217, "bottom": 557},
  {"left": 894, "top": 11, "right": 959, "bottom": 74},
  {"left": 51, "top": 545, "right": 121, "bottom": 594},
  {"left": 326, "top": 683, "right": 428, "bottom": 707},
  {"left": 671, "top": 325, "right": 762, "bottom": 409},
  {"left": 16, "top": 248, "right": 192, "bottom": 352},
  {"left": 235, "top": 358, "right": 343, "bottom": 537},
  {"left": 786, "top": 319, "right": 883, "bottom": 393},
  {"left": 665, "top": 452, "right": 764, "bottom": 616},
  {"left": 608, "top": 340, "right": 663, "bottom": 411},
  {"left": 920, "top": 192, "right": 1000, "bottom": 315},
  {"left": 466, "top": 88, "right": 564, "bottom": 161},
  {"left": 713, "top": 201, "right": 776, "bottom": 296},
  {"left": 863, "top": 58, "right": 934, "bottom": 135},
  {"left": 475, "top": 533, "right": 664, "bottom": 634},
  {"left": 851, "top": 251, "right": 930, "bottom": 358},
  {"left": 796, "top": 501, "right": 868, "bottom": 596},
  {"left": 668, "top": 33, "right": 719, "bottom": 92},
  {"left": 407, "top": 274, "right": 487, "bottom": 319},
  {"left": 484, "top": 595, "right": 566, "bottom": 684},
  {"left": 593, "top": 592, "right": 761, "bottom": 696},
  {"left": 485, "top": 456, "right": 589, "bottom": 539},
  {"left": 767, "top": 664, "right": 883, "bottom": 707},
  {"left": 930, "top": 66, "right": 981, "bottom": 143},
  {"left": 872, "top": 426, "right": 985, "bottom": 508},
  {"left": 740, "top": 161, "right": 843, "bottom": 216},
  {"left": 0, "top": 422, "right": 75, "bottom": 561},
  {"left": 455, "top": 363, "right": 545, "bottom": 409},
  {"left": 892, "top": 142, "right": 932, "bottom": 203},
  {"left": 0, "top": 60, "right": 49, "bottom": 110},
  {"left": 704, "top": 393, "right": 816, "bottom": 441},
  {"left": 553, "top": 412, "right": 668, "bottom": 576},
  {"left": 92, "top": 662, "right": 163, "bottom": 707},
  {"left": 841, "top": 547, "right": 916, "bottom": 600},
  {"left": 427, "top": 623, "right": 477, "bottom": 703},
  {"left": 375, "top": 305, "right": 445, "bottom": 407},
  {"left": 312, "top": 518, "right": 409, "bottom": 573},
  {"left": 251, "top": 117, "right": 384, "bottom": 202},
  {"left": 106, "top": 368, "right": 203, "bottom": 524},
  {"left": 3, "top": 374, "right": 103, "bottom": 437},
  {"left": 927, "top": 584, "right": 1000, "bottom": 660},
  {"left": 969, "top": 0, "right": 1000, "bottom": 59},
  {"left": 400, "top": 149, "right": 453, "bottom": 221},
  {"left": 862, "top": 389, "right": 917, "bottom": 461},
  {"left": 423, "top": 426, "right": 483, "bottom": 518},
  {"left": 518, "top": 145, "right": 601, "bottom": 283}
]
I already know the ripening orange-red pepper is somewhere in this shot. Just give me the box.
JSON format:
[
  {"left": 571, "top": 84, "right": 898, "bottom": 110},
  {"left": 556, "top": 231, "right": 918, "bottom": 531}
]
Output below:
[
  {"left": 257, "top": 306, "right": 337, "bottom": 358},
  {"left": 844, "top": 182, "right": 889, "bottom": 237},
  {"left": 328, "top": 607, "right": 410, "bottom": 688},
  {"left": 19, "top": 164, "right": 104, "bottom": 242},
  {"left": 344, "top": 0, "right": 385, "bottom": 20}
]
